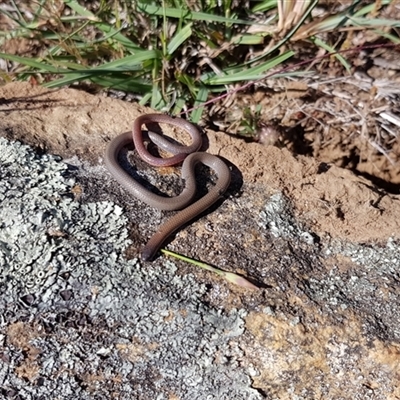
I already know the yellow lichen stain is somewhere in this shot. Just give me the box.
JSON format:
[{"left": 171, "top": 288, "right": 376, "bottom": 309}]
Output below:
[
  {"left": 370, "top": 340, "right": 400, "bottom": 368},
  {"left": 6, "top": 322, "right": 42, "bottom": 382},
  {"left": 367, "top": 340, "right": 400, "bottom": 399},
  {"left": 168, "top": 393, "right": 181, "bottom": 400},
  {"left": 15, "top": 361, "right": 41, "bottom": 382},
  {"left": 244, "top": 309, "right": 399, "bottom": 398},
  {"left": 116, "top": 337, "right": 159, "bottom": 363},
  {"left": 163, "top": 309, "right": 175, "bottom": 323}
]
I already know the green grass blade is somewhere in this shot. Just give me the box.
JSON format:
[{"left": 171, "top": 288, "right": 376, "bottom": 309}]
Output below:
[
  {"left": 63, "top": 0, "right": 140, "bottom": 51},
  {"left": 373, "top": 30, "right": 400, "bottom": 44},
  {"left": 311, "top": 37, "right": 351, "bottom": 73},
  {"left": 0, "top": 53, "right": 66, "bottom": 73},
  {"left": 9, "top": 0, "right": 25, "bottom": 23},
  {"left": 89, "top": 75, "right": 152, "bottom": 92},
  {"left": 38, "top": 49, "right": 158, "bottom": 88},
  {"left": 150, "top": 82, "right": 164, "bottom": 110},
  {"left": 42, "top": 73, "right": 93, "bottom": 87},
  {"left": 90, "top": 51, "right": 159, "bottom": 71},
  {"left": 349, "top": 17, "right": 400, "bottom": 28},
  {"left": 62, "top": 0, "right": 100, "bottom": 20},
  {"left": 94, "top": 23, "right": 141, "bottom": 51},
  {"left": 138, "top": 3, "right": 253, "bottom": 25},
  {"left": 11, "top": 49, "right": 158, "bottom": 88},
  {"left": 232, "top": 34, "right": 265, "bottom": 45},
  {"left": 139, "top": 91, "right": 152, "bottom": 106},
  {"left": 190, "top": 86, "right": 209, "bottom": 123},
  {"left": 203, "top": 50, "right": 294, "bottom": 84},
  {"left": 160, "top": 249, "right": 259, "bottom": 289},
  {"left": 170, "top": 97, "right": 186, "bottom": 116},
  {"left": 167, "top": 23, "right": 193, "bottom": 55},
  {"left": 252, "top": 0, "right": 277, "bottom": 13},
  {"left": 44, "top": 70, "right": 152, "bottom": 91},
  {"left": 353, "top": 0, "right": 392, "bottom": 17}
]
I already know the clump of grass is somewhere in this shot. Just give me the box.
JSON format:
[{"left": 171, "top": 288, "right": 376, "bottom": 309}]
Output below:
[{"left": 0, "top": 0, "right": 399, "bottom": 125}]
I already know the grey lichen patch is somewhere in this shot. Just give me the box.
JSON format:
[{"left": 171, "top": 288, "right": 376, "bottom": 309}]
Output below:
[
  {"left": 258, "top": 190, "right": 400, "bottom": 346},
  {"left": 0, "top": 137, "right": 130, "bottom": 298},
  {"left": 327, "top": 237, "right": 400, "bottom": 275},
  {"left": 259, "top": 192, "right": 315, "bottom": 244},
  {"left": 315, "top": 237, "right": 400, "bottom": 341},
  {"left": 0, "top": 138, "right": 261, "bottom": 399}
]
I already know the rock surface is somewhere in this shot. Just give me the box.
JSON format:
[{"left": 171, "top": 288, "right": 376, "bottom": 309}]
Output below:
[{"left": 0, "top": 82, "right": 399, "bottom": 399}]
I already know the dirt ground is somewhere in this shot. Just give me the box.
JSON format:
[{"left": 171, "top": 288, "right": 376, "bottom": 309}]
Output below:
[{"left": 208, "top": 45, "right": 400, "bottom": 193}]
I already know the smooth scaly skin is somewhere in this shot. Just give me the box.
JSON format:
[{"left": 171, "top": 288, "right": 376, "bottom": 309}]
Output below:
[
  {"left": 104, "top": 114, "right": 231, "bottom": 261},
  {"left": 132, "top": 114, "right": 203, "bottom": 166}
]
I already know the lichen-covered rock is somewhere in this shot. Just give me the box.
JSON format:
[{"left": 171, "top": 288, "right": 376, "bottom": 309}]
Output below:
[
  {"left": 1, "top": 83, "right": 400, "bottom": 400},
  {"left": 0, "top": 138, "right": 261, "bottom": 400}
]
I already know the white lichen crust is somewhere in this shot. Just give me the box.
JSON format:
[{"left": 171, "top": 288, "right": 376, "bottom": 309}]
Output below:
[{"left": 0, "top": 138, "right": 261, "bottom": 400}]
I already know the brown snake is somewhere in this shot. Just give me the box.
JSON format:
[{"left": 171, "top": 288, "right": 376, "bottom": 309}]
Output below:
[{"left": 105, "top": 114, "right": 231, "bottom": 261}]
